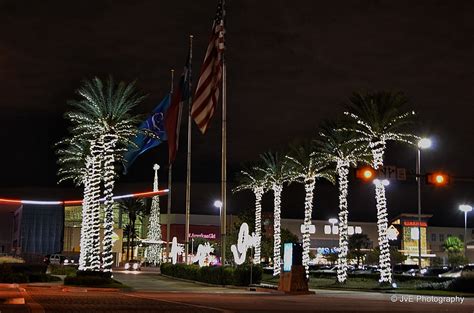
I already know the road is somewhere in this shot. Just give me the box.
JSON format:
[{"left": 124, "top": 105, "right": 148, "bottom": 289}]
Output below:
[{"left": 0, "top": 271, "right": 473, "bottom": 312}]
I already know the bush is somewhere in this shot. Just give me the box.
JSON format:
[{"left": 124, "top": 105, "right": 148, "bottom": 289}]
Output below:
[
  {"left": 49, "top": 264, "right": 77, "bottom": 276},
  {"left": 76, "top": 270, "right": 112, "bottom": 279},
  {"left": 29, "top": 273, "right": 62, "bottom": 283},
  {"left": 447, "top": 277, "right": 474, "bottom": 293},
  {"left": 160, "top": 263, "right": 262, "bottom": 286},
  {"left": 0, "top": 272, "right": 29, "bottom": 283},
  {"left": 64, "top": 275, "right": 119, "bottom": 286}
]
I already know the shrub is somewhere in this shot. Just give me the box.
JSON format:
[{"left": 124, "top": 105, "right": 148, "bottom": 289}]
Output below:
[
  {"left": 0, "top": 256, "right": 24, "bottom": 264},
  {"left": 447, "top": 277, "right": 474, "bottom": 293},
  {"left": 49, "top": 265, "right": 77, "bottom": 276},
  {"left": 160, "top": 263, "right": 262, "bottom": 286},
  {"left": 0, "top": 272, "right": 29, "bottom": 283},
  {"left": 76, "top": 270, "right": 112, "bottom": 279},
  {"left": 64, "top": 275, "right": 120, "bottom": 286}
]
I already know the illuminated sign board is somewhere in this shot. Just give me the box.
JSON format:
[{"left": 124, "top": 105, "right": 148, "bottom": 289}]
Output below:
[
  {"left": 189, "top": 233, "right": 217, "bottom": 239},
  {"left": 403, "top": 221, "right": 427, "bottom": 227},
  {"left": 283, "top": 243, "right": 293, "bottom": 272}
]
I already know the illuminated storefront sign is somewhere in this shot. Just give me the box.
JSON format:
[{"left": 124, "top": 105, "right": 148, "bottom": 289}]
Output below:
[
  {"left": 403, "top": 221, "right": 427, "bottom": 227},
  {"left": 189, "top": 233, "right": 216, "bottom": 239}
]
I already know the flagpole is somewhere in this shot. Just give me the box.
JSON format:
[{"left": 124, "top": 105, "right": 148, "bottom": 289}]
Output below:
[
  {"left": 184, "top": 35, "right": 193, "bottom": 264},
  {"left": 166, "top": 69, "right": 174, "bottom": 262},
  {"left": 221, "top": 59, "right": 227, "bottom": 266}
]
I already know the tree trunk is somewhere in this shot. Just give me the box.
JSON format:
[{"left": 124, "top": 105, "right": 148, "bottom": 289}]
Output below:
[
  {"left": 370, "top": 140, "right": 392, "bottom": 284},
  {"left": 79, "top": 158, "right": 92, "bottom": 271},
  {"left": 336, "top": 161, "right": 350, "bottom": 283},
  {"left": 302, "top": 177, "right": 315, "bottom": 278},
  {"left": 101, "top": 135, "right": 118, "bottom": 272},
  {"left": 272, "top": 183, "right": 283, "bottom": 276},
  {"left": 89, "top": 137, "right": 104, "bottom": 271},
  {"left": 253, "top": 186, "right": 264, "bottom": 264}
]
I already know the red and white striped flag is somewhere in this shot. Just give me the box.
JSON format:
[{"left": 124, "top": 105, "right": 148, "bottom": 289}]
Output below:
[{"left": 191, "top": 0, "right": 225, "bottom": 134}]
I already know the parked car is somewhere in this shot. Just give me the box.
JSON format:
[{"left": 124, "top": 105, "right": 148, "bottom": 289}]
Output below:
[
  {"left": 420, "top": 267, "right": 451, "bottom": 277},
  {"left": 351, "top": 266, "right": 379, "bottom": 274},
  {"left": 314, "top": 266, "right": 337, "bottom": 273},
  {"left": 48, "top": 254, "right": 66, "bottom": 265},
  {"left": 124, "top": 260, "right": 142, "bottom": 271}
]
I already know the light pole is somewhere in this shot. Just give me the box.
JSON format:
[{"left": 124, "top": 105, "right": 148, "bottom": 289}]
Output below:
[
  {"left": 214, "top": 200, "right": 223, "bottom": 263},
  {"left": 416, "top": 138, "right": 432, "bottom": 270},
  {"left": 459, "top": 204, "right": 472, "bottom": 256}
]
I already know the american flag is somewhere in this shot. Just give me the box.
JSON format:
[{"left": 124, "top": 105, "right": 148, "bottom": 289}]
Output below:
[{"left": 191, "top": 0, "right": 225, "bottom": 134}]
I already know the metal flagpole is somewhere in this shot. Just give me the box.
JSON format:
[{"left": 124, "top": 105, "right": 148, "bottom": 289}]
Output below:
[
  {"left": 184, "top": 35, "right": 193, "bottom": 264},
  {"left": 221, "top": 61, "right": 227, "bottom": 266},
  {"left": 166, "top": 69, "right": 174, "bottom": 262}
]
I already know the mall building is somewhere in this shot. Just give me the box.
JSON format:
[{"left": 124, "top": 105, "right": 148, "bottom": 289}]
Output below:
[{"left": 1, "top": 202, "right": 473, "bottom": 266}]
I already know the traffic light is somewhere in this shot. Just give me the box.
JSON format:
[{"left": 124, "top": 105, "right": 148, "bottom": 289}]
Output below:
[
  {"left": 426, "top": 172, "right": 450, "bottom": 186},
  {"left": 356, "top": 166, "right": 376, "bottom": 182}
]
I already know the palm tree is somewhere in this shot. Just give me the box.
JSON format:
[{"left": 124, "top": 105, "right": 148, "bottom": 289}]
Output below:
[
  {"left": 285, "top": 141, "right": 334, "bottom": 278},
  {"left": 258, "top": 151, "right": 289, "bottom": 276},
  {"left": 64, "top": 77, "right": 144, "bottom": 271},
  {"left": 56, "top": 138, "right": 96, "bottom": 271},
  {"left": 343, "top": 91, "right": 417, "bottom": 283},
  {"left": 123, "top": 223, "right": 134, "bottom": 261},
  {"left": 316, "top": 120, "right": 370, "bottom": 283},
  {"left": 234, "top": 164, "right": 268, "bottom": 264},
  {"left": 117, "top": 198, "right": 147, "bottom": 261}
]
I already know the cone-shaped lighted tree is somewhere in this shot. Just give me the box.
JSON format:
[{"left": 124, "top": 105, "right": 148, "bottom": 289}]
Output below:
[
  {"left": 316, "top": 121, "right": 370, "bottom": 283},
  {"left": 258, "top": 152, "right": 288, "bottom": 276},
  {"left": 343, "top": 91, "right": 417, "bottom": 283},
  {"left": 286, "top": 141, "right": 334, "bottom": 278},
  {"left": 234, "top": 164, "right": 268, "bottom": 264},
  {"left": 63, "top": 77, "right": 144, "bottom": 272}
]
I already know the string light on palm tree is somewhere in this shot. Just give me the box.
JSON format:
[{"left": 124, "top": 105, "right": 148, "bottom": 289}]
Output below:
[
  {"left": 316, "top": 120, "right": 370, "bottom": 283},
  {"left": 258, "top": 152, "right": 289, "bottom": 276},
  {"left": 234, "top": 164, "right": 268, "bottom": 264},
  {"left": 286, "top": 141, "right": 334, "bottom": 278},
  {"left": 343, "top": 91, "right": 418, "bottom": 284}
]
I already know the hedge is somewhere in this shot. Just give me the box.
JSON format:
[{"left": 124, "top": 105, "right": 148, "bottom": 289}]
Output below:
[
  {"left": 160, "top": 263, "right": 262, "bottom": 286},
  {"left": 64, "top": 275, "right": 117, "bottom": 286},
  {"left": 310, "top": 272, "right": 453, "bottom": 283},
  {"left": 0, "top": 263, "right": 58, "bottom": 283}
]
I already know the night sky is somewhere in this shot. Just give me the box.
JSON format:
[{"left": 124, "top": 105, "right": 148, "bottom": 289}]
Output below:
[{"left": 0, "top": 0, "right": 473, "bottom": 227}]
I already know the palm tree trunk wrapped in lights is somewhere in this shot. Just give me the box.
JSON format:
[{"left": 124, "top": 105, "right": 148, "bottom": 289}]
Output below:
[
  {"left": 253, "top": 186, "right": 264, "bottom": 264},
  {"left": 89, "top": 138, "right": 104, "bottom": 271},
  {"left": 336, "top": 160, "right": 350, "bottom": 283},
  {"left": 370, "top": 141, "right": 392, "bottom": 283},
  {"left": 146, "top": 164, "right": 162, "bottom": 265},
  {"left": 272, "top": 183, "right": 283, "bottom": 276},
  {"left": 302, "top": 178, "right": 315, "bottom": 276},
  {"left": 78, "top": 161, "right": 92, "bottom": 271},
  {"left": 101, "top": 135, "right": 118, "bottom": 272}
]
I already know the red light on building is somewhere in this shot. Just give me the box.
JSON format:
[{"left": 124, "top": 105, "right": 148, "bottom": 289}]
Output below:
[
  {"left": 403, "top": 220, "right": 427, "bottom": 227},
  {"left": 356, "top": 167, "right": 376, "bottom": 182},
  {"left": 426, "top": 172, "right": 449, "bottom": 186}
]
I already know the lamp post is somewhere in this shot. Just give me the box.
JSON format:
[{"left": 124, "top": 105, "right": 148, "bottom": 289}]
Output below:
[
  {"left": 416, "top": 138, "right": 432, "bottom": 270},
  {"left": 214, "top": 200, "right": 223, "bottom": 263},
  {"left": 459, "top": 204, "right": 472, "bottom": 256}
]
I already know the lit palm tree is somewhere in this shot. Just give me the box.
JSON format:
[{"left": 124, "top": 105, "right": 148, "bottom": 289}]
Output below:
[
  {"left": 316, "top": 120, "right": 370, "bottom": 283},
  {"left": 234, "top": 164, "right": 268, "bottom": 264},
  {"left": 258, "top": 151, "right": 289, "bottom": 276},
  {"left": 343, "top": 91, "right": 417, "bottom": 283},
  {"left": 56, "top": 138, "right": 96, "bottom": 270},
  {"left": 64, "top": 76, "right": 144, "bottom": 271},
  {"left": 286, "top": 140, "right": 334, "bottom": 278}
]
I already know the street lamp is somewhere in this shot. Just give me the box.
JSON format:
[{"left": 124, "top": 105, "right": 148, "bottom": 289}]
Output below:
[
  {"left": 214, "top": 200, "right": 223, "bottom": 263},
  {"left": 459, "top": 204, "right": 472, "bottom": 255},
  {"left": 416, "top": 137, "right": 432, "bottom": 271}
]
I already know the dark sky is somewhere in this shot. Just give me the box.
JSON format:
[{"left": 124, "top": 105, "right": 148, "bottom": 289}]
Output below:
[{"left": 0, "top": 0, "right": 473, "bottom": 227}]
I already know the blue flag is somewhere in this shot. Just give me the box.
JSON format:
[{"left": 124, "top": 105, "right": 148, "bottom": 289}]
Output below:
[{"left": 123, "top": 94, "right": 171, "bottom": 173}]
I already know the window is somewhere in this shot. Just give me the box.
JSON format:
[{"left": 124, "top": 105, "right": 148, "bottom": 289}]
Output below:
[
  {"left": 431, "top": 233, "right": 436, "bottom": 242},
  {"left": 447, "top": 234, "right": 452, "bottom": 238},
  {"left": 324, "top": 225, "right": 331, "bottom": 235},
  {"left": 439, "top": 234, "right": 445, "bottom": 242},
  {"left": 355, "top": 226, "right": 362, "bottom": 234},
  {"left": 459, "top": 234, "right": 464, "bottom": 241},
  {"left": 348, "top": 226, "right": 354, "bottom": 235}
]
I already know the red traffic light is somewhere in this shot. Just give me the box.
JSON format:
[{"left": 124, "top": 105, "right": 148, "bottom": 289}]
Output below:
[
  {"left": 356, "top": 167, "right": 376, "bottom": 182},
  {"left": 426, "top": 172, "right": 449, "bottom": 186}
]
